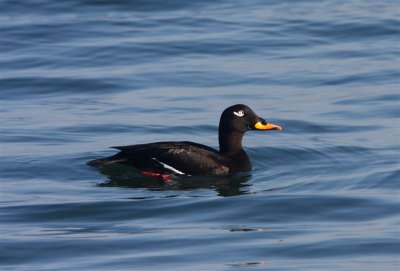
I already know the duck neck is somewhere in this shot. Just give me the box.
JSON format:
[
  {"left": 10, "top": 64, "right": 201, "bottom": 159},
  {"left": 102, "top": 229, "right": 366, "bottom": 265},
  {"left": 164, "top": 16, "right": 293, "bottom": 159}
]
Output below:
[{"left": 219, "top": 130, "right": 244, "bottom": 155}]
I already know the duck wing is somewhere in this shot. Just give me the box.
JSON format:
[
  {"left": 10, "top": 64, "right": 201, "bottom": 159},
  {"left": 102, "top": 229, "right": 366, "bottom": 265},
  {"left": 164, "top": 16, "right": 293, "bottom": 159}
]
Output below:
[{"left": 112, "top": 141, "right": 230, "bottom": 175}]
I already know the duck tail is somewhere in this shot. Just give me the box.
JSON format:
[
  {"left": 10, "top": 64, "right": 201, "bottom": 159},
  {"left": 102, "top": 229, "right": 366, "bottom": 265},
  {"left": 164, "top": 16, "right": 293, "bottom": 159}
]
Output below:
[{"left": 87, "top": 153, "right": 126, "bottom": 168}]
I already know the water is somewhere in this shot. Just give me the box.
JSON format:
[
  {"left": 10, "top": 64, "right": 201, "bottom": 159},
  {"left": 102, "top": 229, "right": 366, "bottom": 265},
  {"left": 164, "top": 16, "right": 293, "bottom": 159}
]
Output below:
[{"left": 1, "top": 0, "right": 399, "bottom": 270}]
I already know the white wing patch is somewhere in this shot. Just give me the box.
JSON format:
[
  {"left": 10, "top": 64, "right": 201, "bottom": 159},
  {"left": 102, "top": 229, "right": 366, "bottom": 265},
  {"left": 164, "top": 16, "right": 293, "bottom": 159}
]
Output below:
[
  {"left": 233, "top": 110, "right": 244, "bottom": 117},
  {"left": 151, "top": 158, "right": 185, "bottom": 175}
]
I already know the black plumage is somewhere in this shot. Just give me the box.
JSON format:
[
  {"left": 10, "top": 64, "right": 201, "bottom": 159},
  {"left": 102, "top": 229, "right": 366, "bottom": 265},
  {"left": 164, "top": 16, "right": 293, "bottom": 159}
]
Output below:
[{"left": 87, "top": 104, "right": 282, "bottom": 176}]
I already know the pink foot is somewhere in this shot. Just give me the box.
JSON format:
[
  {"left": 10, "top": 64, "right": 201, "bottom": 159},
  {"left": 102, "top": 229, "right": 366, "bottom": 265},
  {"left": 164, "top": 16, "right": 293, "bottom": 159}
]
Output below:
[{"left": 141, "top": 171, "right": 173, "bottom": 185}]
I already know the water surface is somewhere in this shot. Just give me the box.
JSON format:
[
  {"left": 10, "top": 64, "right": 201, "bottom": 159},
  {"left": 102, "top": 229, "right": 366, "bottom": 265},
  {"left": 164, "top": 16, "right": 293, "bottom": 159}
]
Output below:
[{"left": 1, "top": 0, "right": 399, "bottom": 270}]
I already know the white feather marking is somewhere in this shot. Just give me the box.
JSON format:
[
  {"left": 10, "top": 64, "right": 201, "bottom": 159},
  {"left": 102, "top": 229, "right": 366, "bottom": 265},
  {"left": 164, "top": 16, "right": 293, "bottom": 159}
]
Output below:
[
  {"left": 151, "top": 158, "right": 185, "bottom": 175},
  {"left": 233, "top": 110, "right": 244, "bottom": 117}
]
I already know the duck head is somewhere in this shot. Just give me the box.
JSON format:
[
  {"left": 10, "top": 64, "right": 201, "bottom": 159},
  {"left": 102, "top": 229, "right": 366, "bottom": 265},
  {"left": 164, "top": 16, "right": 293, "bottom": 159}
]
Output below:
[{"left": 218, "top": 104, "right": 282, "bottom": 153}]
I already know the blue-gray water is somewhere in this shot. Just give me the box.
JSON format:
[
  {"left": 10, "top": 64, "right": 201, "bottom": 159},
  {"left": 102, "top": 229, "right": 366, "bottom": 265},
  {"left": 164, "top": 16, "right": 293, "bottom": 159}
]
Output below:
[{"left": 1, "top": 0, "right": 399, "bottom": 270}]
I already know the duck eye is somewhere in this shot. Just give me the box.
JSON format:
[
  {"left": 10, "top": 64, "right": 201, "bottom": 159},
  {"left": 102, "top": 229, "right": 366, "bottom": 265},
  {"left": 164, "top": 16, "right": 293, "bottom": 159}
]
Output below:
[{"left": 233, "top": 110, "right": 244, "bottom": 117}]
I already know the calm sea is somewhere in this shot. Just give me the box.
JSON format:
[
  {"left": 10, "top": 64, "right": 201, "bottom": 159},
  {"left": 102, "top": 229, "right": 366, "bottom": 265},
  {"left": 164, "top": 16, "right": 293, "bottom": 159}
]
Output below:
[{"left": 1, "top": 0, "right": 399, "bottom": 270}]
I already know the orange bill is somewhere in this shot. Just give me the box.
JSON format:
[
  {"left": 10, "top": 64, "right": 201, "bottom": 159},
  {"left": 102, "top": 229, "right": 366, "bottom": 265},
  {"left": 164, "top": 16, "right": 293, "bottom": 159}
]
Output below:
[{"left": 254, "top": 121, "right": 283, "bottom": 131}]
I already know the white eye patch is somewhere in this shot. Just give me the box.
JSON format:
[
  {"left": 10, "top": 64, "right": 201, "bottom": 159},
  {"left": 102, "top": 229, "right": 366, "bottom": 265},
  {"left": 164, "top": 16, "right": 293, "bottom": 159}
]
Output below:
[{"left": 233, "top": 110, "right": 244, "bottom": 117}]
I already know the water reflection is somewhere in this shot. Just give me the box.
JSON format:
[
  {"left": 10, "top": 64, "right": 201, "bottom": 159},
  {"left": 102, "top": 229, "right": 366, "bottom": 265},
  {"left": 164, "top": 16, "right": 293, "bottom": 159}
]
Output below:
[{"left": 97, "top": 164, "right": 252, "bottom": 197}]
